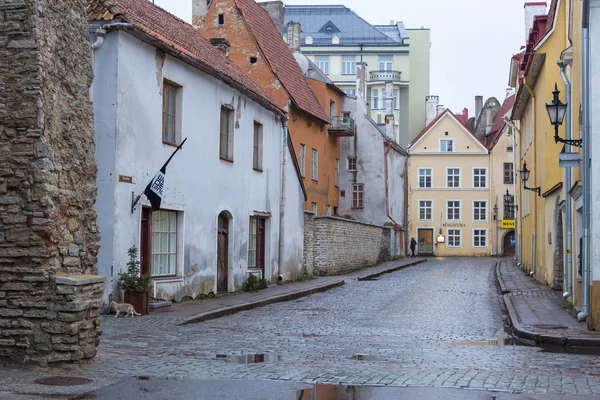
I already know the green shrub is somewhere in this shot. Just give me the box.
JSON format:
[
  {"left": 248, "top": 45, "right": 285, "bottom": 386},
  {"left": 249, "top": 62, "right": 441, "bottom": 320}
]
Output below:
[
  {"left": 243, "top": 274, "right": 268, "bottom": 292},
  {"left": 118, "top": 247, "right": 152, "bottom": 293}
]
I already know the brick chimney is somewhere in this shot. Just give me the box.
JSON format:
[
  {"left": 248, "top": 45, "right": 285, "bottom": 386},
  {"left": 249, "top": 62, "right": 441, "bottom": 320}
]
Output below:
[
  {"left": 192, "top": 0, "right": 211, "bottom": 29},
  {"left": 209, "top": 38, "right": 230, "bottom": 57},
  {"left": 286, "top": 22, "right": 301, "bottom": 52},
  {"left": 524, "top": 2, "right": 547, "bottom": 41},
  {"left": 475, "top": 95, "right": 483, "bottom": 121},
  {"left": 260, "top": 1, "right": 285, "bottom": 34}
]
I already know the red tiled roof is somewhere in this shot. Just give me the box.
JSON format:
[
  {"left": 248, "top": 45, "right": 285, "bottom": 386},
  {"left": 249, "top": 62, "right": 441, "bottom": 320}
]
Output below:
[
  {"left": 87, "top": 0, "right": 284, "bottom": 117},
  {"left": 234, "top": 0, "right": 329, "bottom": 123},
  {"left": 408, "top": 109, "right": 485, "bottom": 150},
  {"left": 545, "top": 0, "right": 558, "bottom": 36}
]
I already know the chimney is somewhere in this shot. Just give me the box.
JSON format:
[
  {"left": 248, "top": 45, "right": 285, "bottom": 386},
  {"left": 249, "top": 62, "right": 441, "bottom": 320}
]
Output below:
[
  {"left": 192, "top": 0, "right": 211, "bottom": 29},
  {"left": 209, "top": 38, "right": 230, "bottom": 57},
  {"left": 475, "top": 95, "right": 483, "bottom": 121},
  {"left": 524, "top": 2, "right": 548, "bottom": 41},
  {"left": 286, "top": 22, "right": 301, "bottom": 52},
  {"left": 462, "top": 108, "right": 469, "bottom": 120},
  {"left": 425, "top": 95, "right": 439, "bottom": 126},
  {"left": 356, "top": 62, "right": 368, "bottom": 106},
  {"left": 436, "top": 105, "right": 445, "bottom": 117},
  {"left": 385, "top": 82, "right": 395, "bottom": 141},
  {"left": 260, "top": 1, "right": 285, "bottom": 34}
]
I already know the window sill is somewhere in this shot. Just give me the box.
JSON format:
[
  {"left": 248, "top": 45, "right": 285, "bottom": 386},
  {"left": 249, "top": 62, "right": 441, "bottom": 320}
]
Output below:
[
  {"left": 220, "top": 156, "right": 234, "bottom": 163},
  {"left": 351, "top": 207, "right": 364, "bottom": 210},
  {"left": 162, "top": 141, "right": 179, "bottom": 147},
  {"left": 151, "top": 274, "right": 179, "bottom": 280},
  {"left": 311, "top": 179, "right": 318, "bottom": 182},
  {"left": 253, "top": 167, "right": 263, "bottom": 172},
  {"left": 348, "top": 169, "right": 357, "bottom": 172}
]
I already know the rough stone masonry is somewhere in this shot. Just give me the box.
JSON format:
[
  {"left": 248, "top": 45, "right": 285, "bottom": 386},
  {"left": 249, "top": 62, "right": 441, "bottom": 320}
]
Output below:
[{"left": 0, "top": 0, "right": 103, "bottom": 364}]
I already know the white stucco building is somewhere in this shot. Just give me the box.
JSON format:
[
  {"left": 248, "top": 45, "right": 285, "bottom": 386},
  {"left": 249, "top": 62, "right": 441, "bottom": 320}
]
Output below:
[{"left": 89, "top": 0, "right": 305, "bottom": 307}]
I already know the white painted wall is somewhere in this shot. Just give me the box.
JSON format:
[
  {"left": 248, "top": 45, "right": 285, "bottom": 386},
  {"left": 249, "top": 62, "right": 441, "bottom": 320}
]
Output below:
[{"left": 92, "top": 31, "right": 304, "bottom": 307}]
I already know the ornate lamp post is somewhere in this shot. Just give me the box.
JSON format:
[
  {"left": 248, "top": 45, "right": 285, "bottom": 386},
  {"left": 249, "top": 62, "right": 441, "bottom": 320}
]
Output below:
[
  {"left": 545, "top": 84, "right": 581, "bottom": 147},
  {"left": 519, "top": 161, "right": 541, "bottom": 196}
]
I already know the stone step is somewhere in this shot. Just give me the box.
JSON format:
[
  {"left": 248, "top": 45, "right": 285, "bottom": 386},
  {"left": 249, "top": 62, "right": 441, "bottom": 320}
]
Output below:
[{"left": 149, "top": 301, "right": 172, "bottom": 310}]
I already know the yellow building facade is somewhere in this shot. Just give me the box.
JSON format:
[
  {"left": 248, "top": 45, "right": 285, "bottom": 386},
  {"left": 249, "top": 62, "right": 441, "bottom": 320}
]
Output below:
[{"left": 408, "top": 110, "right": 491, "bottom": 256}]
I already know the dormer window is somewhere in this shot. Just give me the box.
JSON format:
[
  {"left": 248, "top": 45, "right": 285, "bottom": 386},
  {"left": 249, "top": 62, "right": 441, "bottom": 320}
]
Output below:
[
  {"left": 326, "top": 26, "right": 333, "bottom": 32},
  {"left": 440, "top": 139, "right": 454, "bottom": 152}
]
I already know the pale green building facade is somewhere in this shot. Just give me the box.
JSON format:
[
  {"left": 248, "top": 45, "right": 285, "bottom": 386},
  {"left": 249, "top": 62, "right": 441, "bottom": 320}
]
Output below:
[{"left": 284, "top": 5, "right": 431, "bottom": 147}]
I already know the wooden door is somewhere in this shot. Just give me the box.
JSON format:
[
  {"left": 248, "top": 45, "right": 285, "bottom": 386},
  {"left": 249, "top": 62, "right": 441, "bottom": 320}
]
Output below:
[
  {"left": 256, "top": 218, "right": 266, "bottom": 277},
  {"left": 217, "top": 213, "right": 229, "bottom": 293},
  {"left": 140, "top": 208, "right": 152, "bottom": 276},
  {"left": 503, "top": 230, "right": 515, "bottom": 256},
  {"left": 418, "top": 229, "right": 434, "bottom": 255}
]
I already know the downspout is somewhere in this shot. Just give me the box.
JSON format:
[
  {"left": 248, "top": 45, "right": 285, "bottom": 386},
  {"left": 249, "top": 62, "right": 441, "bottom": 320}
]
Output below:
[
  {"left": 278, "top": 118, "right": 288, "bottom": 283},
  {"left": 578, "top": 0, "right": 591, "bottom": 322},
  {"left": 504, "top": 117, "right": 522, "bottom": 265},
  {"left": 558, "top": 61, "right": 574, "bottom": 300},
  {"left": 524, "top": 80, "right": 537, "bottom": 276},
  {"left": 405, "top": 155, "right": 410, "bottom": 256},
  {"left": 384, "top": 140, "right": 401, "bottom": 256}
]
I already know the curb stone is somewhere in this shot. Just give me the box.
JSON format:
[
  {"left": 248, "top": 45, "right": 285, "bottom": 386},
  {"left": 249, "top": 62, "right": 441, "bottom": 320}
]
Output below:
[{"left": 356, "top": 259, "right": 427, "bottom": 281}]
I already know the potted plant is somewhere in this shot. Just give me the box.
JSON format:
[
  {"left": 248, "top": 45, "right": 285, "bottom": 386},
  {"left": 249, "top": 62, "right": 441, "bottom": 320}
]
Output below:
[{"left": 118, "top": 246, "right": 152, "bottom": 315}]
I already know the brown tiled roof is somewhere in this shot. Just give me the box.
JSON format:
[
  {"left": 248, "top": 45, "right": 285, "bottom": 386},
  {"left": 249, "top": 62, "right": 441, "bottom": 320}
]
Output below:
[
  {"left": 545, "top": 0, "right": 558, "bottom": 35},
  {"left": 87, "top": 0, "right": 284, "bottom": 117},
  {"left": 234, "top": 0, "right": 329, "bottom": 123}
]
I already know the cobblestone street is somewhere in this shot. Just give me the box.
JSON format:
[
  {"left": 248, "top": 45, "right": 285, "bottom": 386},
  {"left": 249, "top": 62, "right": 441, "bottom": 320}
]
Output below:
[{"left": 54, "top": 257, "right": 597, "bottom": 396}]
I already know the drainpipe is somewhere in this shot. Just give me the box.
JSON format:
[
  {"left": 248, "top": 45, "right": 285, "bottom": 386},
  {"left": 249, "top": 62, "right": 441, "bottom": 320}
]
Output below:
[
  {"left": 278, "top": 118, "right": 288, "bottom": 283},
  {"left": 384, "top": 140, "right": 402, "bottom": 256},
  {"left": 578, "top": 0, "right": 591, "bottom": 322},
  {"left": 558, "top": 61, "right": 574, "bottom": 300},
  {"left": 524, "top": 81, "right": 537, "bottom": 277},
  {"left": 504, "top": 117, "right": 522, "bottom": 265}
]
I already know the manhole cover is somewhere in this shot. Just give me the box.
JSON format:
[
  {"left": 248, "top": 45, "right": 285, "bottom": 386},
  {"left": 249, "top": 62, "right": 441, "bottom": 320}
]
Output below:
[{"left": 34, "top": 376, "right": 92, "bottom": 386}]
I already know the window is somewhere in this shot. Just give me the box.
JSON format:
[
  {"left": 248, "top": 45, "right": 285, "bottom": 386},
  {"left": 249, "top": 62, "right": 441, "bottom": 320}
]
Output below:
[
  {"left": 162, "top": 81, "right": 179, "bottom": 145},
  {"left": 326, "top": 205, "right": 332, "bottom": 215},
  {"left": 342, "top": 55, "right": 356, "bottom": 75},
  {"left": 311, "top": 203, "right": 317, "bottom": 213},
  {"left": 446, "top": 168, "right": 460, "bottom": 188},
  {"left": 247, "top": 218, "right": 257, "bottom": 268},
  {"left": 440, "top": 139, "right": 454, "bottom": 152},
  {"left": 448, "top": 229, "right": 461, "bottom": 248},
  {"left": 504, "top": 162, "right": 514, "bottom": 184},
  {"left": 315, "top": 56, "right": 329, "bottom": 74},
  {"left": 299, "top": 144, "right": 306, "bottom": 177},
  {"left": 311, "top": 149, "right": 318, "bottom": 180},
  {"left": 473, "top": 168, "right": 487, "bottom": 188},
  {"left": 250, "top": 56, "right": 257, "bottom": 64},
  {"left": 418, "top": 168, "right": 432, "bottom": 188},
  {"left": 507, "top": 146, "right": 513, "bottom": 152},
  {"left": 218, "top": 14, "right": 224, "bottom": 25},
  {"left": 343, "top": 89, "right": 356, "bottom": 97},
  {"left": 253, "top": 122, "right": 263, "bottom": 171},
  {"left": 348, "top": 157, "right": 357, "bottom": 171},
  {"left": 393, "top": 89, "right": 399, "bottom": 109},
  {"left": 151, "top": 210, "right": 177, "bottom": 276},
  {"left": 372, "top": 89, "right": 379, "bottom": 109},
  {"left": 340, "top": 190, "right": 345, "bottom": 197},
  {"left": 352, "top": 183, "right": 364, "bottom": 208},
  {"left": 504, "top": 195, "right": 515, "bottom": 220},
  {"left": 335, "top": 158, "right": 340, "bottom": 187},
  {"left": 447, "top": 200, "right": 461, "bottom": 221},
  {"left": 419, "top": 200, "right": 433, "bottom": 221},
  {"left": 473, "top": 229, "right": 487, "bottom": 248},
  {"left": 220, "top": 106, "right": 234, "bottom": 161},
  {"left": 378, "top": 55, "right": 393, "bottom": 71},
  {"left": 473, "top": 200, "right": 487, "bottom": 221}
]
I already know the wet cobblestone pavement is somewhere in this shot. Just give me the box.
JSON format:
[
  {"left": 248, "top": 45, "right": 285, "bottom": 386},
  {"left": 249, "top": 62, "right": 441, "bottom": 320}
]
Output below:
[{"left": 5, "top": 257, "right": 600, "bottom": 397}]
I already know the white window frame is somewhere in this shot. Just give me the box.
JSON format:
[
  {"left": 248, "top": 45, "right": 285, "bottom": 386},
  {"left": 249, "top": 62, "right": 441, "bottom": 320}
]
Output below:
[
  {"left": 151, "top": 209, "right": 179, "bottom": 277},
  {"left": 418, "top": 168, "right": 433, "bottom": 188},
  {"left": 473, "top": 200, "right": 488, "bottom": 222},
  {"left": 447, "top": 228, "right": 462, "bottom": 248},
  {"left": 372, "top": 89, "right": 379, "bottom": 109},
  {"left": 352, "top": 183, "right": 364, "bottom": 209},
  {"left": 299, "top": 144, "right": 306, "bottom": 177},
  {"left": 341, "top": 55, "right": 356, "bottom": 75},
  {"left": 446, "top": 200, "right": 461, "bottom": 221},
  {"left": 378, "top": 55, "right": 393, "bottom": 71},
  {"left": 393, "top": 89, "right": 399, "bottom": 109},
  {"left": 439, "top": 138, "right": 454, "bottom": 152},
  {"left": 311, "top": 149, "right": 318, "bottom": 181},
  {"left": 418, "top": 200, "right": 433, "bottom": 222},
  {"left": 315, "top": 56, "right": 330, "bottom": 74},
  {"left": 446, "top": 167, "right": 461, "bottom": 188},
  {"left": 347, "top": 157, "right": 357, "bottom": 171},
  {"left": 473, "top": 167, "right": 488, "bottom": 188},
  {"left": 311, "top": 202, "right": 317, "bottom": 213},
  {"left": 473, "top": 229, "right": 488, "bottom": 248},
  {"left": 335, "top": 158, "right": 340, "bottom": 187}
]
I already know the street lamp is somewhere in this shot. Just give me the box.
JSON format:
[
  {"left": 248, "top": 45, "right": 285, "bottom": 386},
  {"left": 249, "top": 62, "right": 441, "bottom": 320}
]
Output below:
[
  {"left": 437, "top": 228, "right": 445, "bottom": 243},
  {"left": 545, "top": 84, "right": 581, "bottom": 147},
  {"left": 504, "top": 189, "right": 518, "bottom": 212},
  {"left": 493, "top": 204, "right": 498, "bottom": 220},
  {"left": 519, "top": 161, "right": 541, "bottom": 196}
]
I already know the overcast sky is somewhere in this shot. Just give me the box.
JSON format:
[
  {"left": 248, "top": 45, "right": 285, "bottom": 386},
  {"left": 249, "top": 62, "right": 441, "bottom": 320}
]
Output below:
[{"left": 154, "top": 0, "right": 533, "bottom": 114}]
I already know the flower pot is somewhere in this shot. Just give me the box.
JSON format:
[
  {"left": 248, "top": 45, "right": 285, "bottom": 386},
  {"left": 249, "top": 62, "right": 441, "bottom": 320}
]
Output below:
[{"left": 124, "top": 291, "right": 149, "bottom": 315}]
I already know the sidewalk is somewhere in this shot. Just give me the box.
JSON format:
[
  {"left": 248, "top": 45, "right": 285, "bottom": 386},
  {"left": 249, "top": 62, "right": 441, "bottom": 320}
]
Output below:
[
  {"left": 497, "top": 258, "right": 600, "bottom": 346},
  {"left": 151, "top": 257, "right": 427, "bottom": 325}
]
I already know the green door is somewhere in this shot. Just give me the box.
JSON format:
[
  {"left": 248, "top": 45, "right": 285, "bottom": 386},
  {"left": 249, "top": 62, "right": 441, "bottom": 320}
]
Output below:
[{"left": 418, "top": 229, "right": 434, "bottom": 255}]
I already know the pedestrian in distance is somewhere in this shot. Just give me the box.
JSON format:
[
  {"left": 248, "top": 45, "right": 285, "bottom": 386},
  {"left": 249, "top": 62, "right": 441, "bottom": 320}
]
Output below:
[{"left": 410, "top": 237, "right": 417, "bottom": 258}]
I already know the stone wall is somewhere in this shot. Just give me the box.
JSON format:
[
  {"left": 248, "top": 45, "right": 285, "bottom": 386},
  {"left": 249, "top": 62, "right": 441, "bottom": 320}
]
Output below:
[
  {"left": 0, "top": 0, "right": 102, "bottom": 364},
  {"left": 304, "top": 213, "right": 392, "bottom": 276}
]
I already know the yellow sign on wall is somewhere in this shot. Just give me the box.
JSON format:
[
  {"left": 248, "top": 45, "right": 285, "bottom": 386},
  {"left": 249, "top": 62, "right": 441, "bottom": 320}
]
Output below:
[{"left": 501, "top": 220, "right": 515, "bottom": 229}]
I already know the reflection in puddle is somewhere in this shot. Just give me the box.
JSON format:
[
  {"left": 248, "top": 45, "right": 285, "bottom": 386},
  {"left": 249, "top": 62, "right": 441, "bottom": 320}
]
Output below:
[
  {"left": 453, "top": 338, "right": 520, "bottom": 346},
  {"left": 215, "top": 353, "right": 282, "bottom": 364},
  {"left": 453, "top": 337, "right": 600, "bottom": 356}
]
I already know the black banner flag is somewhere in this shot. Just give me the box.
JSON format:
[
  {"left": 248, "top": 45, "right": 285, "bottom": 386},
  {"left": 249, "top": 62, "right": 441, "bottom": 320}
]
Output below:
[{"left": 143, "top": 138, "right": 187, "bottom": 211}]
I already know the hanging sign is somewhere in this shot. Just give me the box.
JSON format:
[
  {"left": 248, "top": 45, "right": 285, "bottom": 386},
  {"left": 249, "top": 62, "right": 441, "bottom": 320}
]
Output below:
[{"left": 501, "top": 220, "right": 515, "bottom": 229}]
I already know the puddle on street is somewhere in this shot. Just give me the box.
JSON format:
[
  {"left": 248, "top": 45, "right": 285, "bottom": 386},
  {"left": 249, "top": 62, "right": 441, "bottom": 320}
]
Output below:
[
  {"left": 215, "top": 353, "right": 282, "bottom": 364},
  {"left": 453, "top": 338, "right": 522, "bottom": 346},
  {"left": 453, "top": 337, "right": 600, "bottom": 356}
]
